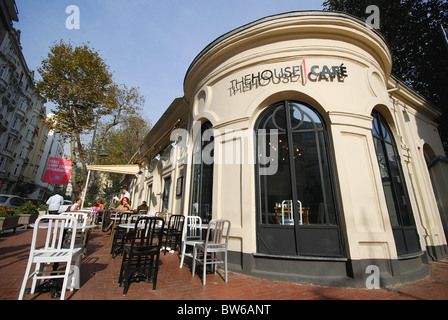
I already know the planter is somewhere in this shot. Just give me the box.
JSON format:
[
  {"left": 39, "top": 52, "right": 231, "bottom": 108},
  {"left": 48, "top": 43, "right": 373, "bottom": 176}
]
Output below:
[
  {"left": 17, "top": 214, "right": 39, "bottom": 229},
  {"left": 39, "top": 210, "right": 47, "bottom": 217},
  {"left": 0, "top": 216, "right": 20, "bottom": 234}
]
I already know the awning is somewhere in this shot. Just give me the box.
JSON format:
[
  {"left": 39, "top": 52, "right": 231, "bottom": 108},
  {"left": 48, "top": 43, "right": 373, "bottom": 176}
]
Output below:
[
  {"left": 81, "top": 164, "right": 141, "bottom": 208},
  {"left": 86, "top": 164, "right": 141, "bottom": 175}
]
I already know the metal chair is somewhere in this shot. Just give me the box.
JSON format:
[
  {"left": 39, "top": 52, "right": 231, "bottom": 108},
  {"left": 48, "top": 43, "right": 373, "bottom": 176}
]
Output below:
[
  {"left": 18, "top": 215, "right": 83, "bottom": 300},
  {"left": 110, "top": 211, "right": 133, "bottom": 258},
  {"left": 61, "top": 212, "right": 88, "bottom": 247},
  {"left": 163, "top": 214, "right": 185, "bottom": 255},
  {"left": 155, "top": 211, "right": 168, "bottom": 223},
  {"left": 192, "top": 219, "right": 231, "bottom": 285},
  {"left": 118, "top": 217, "right": 165, "bottom": 295},
  {"left": 179, "top": 216, "right": 203, "bottom": 268},
  {"left": 93, "top": 209, "right": 106, "bottom": 228}
]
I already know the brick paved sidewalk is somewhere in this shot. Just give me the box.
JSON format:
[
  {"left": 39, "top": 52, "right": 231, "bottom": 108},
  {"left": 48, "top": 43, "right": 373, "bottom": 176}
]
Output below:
[{"left": 1, "top": 228, "right": 447, "bottom": 301}]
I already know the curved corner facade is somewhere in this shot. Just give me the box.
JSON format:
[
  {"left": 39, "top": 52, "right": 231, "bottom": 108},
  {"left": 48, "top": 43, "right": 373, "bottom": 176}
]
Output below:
[{"left": 131, "top": 11, "right": 448, "bottom": 287}]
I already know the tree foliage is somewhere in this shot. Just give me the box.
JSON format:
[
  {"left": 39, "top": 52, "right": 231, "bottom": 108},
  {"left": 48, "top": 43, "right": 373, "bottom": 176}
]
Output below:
[
  {"left": 36, "top": 40, "right": 147, "bottom": 197},
  {"left": 323, "top": 0, "right": 448, "bottom": 154},
  {"left": 88, "top": 114, "right": 152, "bottom": 202},
  {"left": 97, "top": 114, "right": 152, "bottom": 166},
  {"left": 37, "top": 40, "right": 113, "bottom": 133}
]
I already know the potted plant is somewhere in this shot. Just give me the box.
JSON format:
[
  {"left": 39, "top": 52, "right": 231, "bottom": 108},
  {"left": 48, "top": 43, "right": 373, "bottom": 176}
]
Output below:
[
  {"left": 38, "top": 204, "right": 48, "bottom": 216},
  {"left": 17, "top": 202, "right": 39, "bottom": 229},
  {"left": 0, "top": 206, "right": 20, "bottom": 234}
]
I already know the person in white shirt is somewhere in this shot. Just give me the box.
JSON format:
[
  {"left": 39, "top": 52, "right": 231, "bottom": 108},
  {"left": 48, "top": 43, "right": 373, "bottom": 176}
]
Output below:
[
  {"left": 70, "top": 197, "right": 82, "bottom": 212},
  {"left": 46, "top": 190, "right": 64, "bottom": 215},
  {"left": 121, "top": 186, "right": 130, "bottom": 200}
]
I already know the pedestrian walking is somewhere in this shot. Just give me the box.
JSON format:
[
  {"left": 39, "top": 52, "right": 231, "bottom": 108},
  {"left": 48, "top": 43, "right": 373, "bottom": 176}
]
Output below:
[{"left": 46, "top": 188, "right": 64, "bottom": 214}]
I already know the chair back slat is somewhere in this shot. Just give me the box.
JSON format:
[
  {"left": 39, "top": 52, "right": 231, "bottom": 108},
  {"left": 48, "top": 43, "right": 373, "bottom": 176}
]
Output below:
[
  {"left": 131, "top": 217, "right": 165, "bottom": 249},
  {"left": 168, "top": 214, "right": 185, "bottom": 231},
  {"left": 36, "top": 215, "right": 78, "bottom": 251},
  {"left": 185, "top": 216, "right": 202, "bottom": 241},
  {"left": 206, "top": 219, "right": 231, "bottom": 247}
]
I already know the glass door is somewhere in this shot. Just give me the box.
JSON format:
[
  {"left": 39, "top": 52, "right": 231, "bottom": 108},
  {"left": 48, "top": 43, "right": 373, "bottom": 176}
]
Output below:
[
  {"left": 372, "top": 111, "right": 420, "bottom": 255},
  {"left": 190, "top": 122, "right": 214, "bottom": 223},
  {"left": 256, "top": 101, "right": 344, "bottom": 257},
  {"left": 162, "top": 177, "right": 171, "bottom": 212}
]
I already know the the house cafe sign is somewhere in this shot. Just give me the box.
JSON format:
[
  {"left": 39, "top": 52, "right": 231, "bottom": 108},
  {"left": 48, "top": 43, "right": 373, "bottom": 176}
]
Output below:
[{"left": 228, "top": 59, "right": 348, "bottom": 96}]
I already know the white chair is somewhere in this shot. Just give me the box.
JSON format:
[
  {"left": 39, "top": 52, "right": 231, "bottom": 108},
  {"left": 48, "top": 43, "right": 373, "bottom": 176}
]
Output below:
[
  {"left": 179, "top": 216, "right": 203, "bottom": 268},
  {"left": 61, "top": 212, "right": 88, "bottom": 247},
  {"left": 18, "top": 215, "right": 83, "bottom": 300},
  {"left": 147, "top": 211, "right": 157, "bottom": 217},
  {"left": 192, "top": 219, "right": 231, "bottom": 285}
]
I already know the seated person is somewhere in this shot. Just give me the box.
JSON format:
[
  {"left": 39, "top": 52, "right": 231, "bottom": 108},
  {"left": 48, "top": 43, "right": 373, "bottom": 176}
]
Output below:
[
  {"left": 70, "top": 198, "right": 82, "bottom": 212},
  {"left": 92, "top": 199, "right": 105, "bottom": 211},
  {"left": 136, "top": 201, "right": 148, "bottom": 213},
  {"left": 117, "top": 197, "right": 132, "bottom": 211},
  {"left": 104, "top": 197, "right": 132, "bottom": 232}
]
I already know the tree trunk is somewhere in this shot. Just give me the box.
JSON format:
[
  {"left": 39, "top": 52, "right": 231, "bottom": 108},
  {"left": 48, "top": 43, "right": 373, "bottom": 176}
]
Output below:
[
  {"left": 70, "top": 135, "right": 81, "bottom": 198},
  {"left": 70, "top": 104, "right": 88, "bottom": 199}
]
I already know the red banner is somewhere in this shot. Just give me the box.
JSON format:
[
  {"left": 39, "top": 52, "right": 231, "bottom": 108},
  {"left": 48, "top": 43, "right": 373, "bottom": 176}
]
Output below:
[{"left": 42, "top": 157, "right": 72, "bottom": 185}]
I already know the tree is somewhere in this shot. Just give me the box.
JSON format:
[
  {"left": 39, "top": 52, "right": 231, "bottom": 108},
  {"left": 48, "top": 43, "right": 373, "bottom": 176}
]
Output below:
[
  {"left": 323, "top": 0, "right": 448, "bottom": 154},
  {"left": 36, "top": 40, "right": 146, "bottom": 197},
  {"left": 86, "top": 114, "right": 152, "bottom": 202},
  {"left": 97, "top": 114, "right": 152, "bottom": 166}
]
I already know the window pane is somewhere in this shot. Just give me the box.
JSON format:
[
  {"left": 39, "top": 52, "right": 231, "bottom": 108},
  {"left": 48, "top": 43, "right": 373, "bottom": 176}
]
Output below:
[
  {"left": 372, "top": 111, "right": 415, "bottom": 228},
  {"left": 191, "top": 164, "right": 201, "bottom": 215},
  {"left": 290, "top": 103, "right": 322, "bottom": 131},
  {"left": 257, "top": 102, "right": 338, "bottom": 227},
  {"left": 259, "top": 132, "right": 293, "bottom": 225},
  {"left": 200, "top": 162, "right": 213, "bottom": 223},
  {"left": 372, "top": 117, "right": 381, "bottom": 139},
  {"left": 385, "top": 143, "right": 413, "bottom": 226},
  {"left": 258, "top": 103, "right": 287, "bottom": 132},
  {"left": 190, "top": 122, "right": 214, "bottom": 224},
  {"left": 317, "top": 131, "right": 337, "bottom": 225},
  {"left": 162, "top": 178, "right": 171, "bottom": 212},
  {"left": 374, "top": 137, "right": 400, "bottom": 227}
]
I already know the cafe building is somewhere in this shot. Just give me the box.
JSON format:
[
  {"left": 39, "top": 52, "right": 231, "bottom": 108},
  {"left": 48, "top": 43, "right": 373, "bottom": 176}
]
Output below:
[{"left": 127, "top": 11, "right": 448, "bottom": 287}]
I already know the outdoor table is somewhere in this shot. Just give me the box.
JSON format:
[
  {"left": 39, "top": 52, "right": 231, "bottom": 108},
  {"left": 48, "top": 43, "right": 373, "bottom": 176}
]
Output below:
[
  {"left": 118, "top": 223, "right": 141, "bottom": 232},
  {"left": 200, "top": 222, "right": 216, "bottom": 229},
  {"left": 118, "top": 220, "right": 163, "bottom": 231},
  {"left": 30, "top": 222, "right": 97, "bottom": 230}
]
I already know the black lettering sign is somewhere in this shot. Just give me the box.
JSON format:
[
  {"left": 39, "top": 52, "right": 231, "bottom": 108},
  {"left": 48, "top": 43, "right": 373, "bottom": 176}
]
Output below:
[{"left": 229, "top": 61, "right": 348, "bottom": 96}]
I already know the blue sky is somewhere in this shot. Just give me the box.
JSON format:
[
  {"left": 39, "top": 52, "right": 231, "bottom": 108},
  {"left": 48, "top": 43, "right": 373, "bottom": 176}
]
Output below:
[{"left": 14, "top": 0, "right": 325, "bottom": 125}]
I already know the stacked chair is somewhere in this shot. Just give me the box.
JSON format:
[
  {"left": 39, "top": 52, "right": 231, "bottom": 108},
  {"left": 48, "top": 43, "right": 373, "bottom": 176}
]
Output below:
[
  {"left": 118, "top": 216, "right": 165, "bottom": 295},
  {"left": 18, "top": 215, "right": 83, "bottom": 300}
]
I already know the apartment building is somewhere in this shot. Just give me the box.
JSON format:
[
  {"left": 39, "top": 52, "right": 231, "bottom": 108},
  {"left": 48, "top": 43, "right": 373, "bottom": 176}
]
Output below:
[{"left": 0, "top": 0, "right": 59, "bottom": 198}]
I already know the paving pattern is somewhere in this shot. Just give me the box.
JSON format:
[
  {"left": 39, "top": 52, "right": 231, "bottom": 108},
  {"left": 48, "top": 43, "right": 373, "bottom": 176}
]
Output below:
[{"left": 1, "top": 228, "right": 447, "bottom": 301}]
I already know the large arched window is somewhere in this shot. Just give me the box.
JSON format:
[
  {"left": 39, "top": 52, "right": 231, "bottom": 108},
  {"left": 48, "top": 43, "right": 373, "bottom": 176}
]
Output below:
[
  {"left": 255, "top": 101, "right": 344, "bottom": 258},
  {"left": 372, "top": 111, "right": 420, "bottom": 255},
  {"left": 190, "top": 121, "right": 214, "bottom": 223}
]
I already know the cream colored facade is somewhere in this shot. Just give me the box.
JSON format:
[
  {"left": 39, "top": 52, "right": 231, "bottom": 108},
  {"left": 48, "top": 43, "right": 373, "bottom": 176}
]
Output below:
[{"left": 129, "top": 12, "right": 448, "bottom": 287}]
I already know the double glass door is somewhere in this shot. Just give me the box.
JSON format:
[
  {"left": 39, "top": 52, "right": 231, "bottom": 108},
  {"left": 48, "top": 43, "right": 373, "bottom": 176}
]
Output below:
[{"left": 256, "top": 101, "right": 344, "bottom": 258}]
